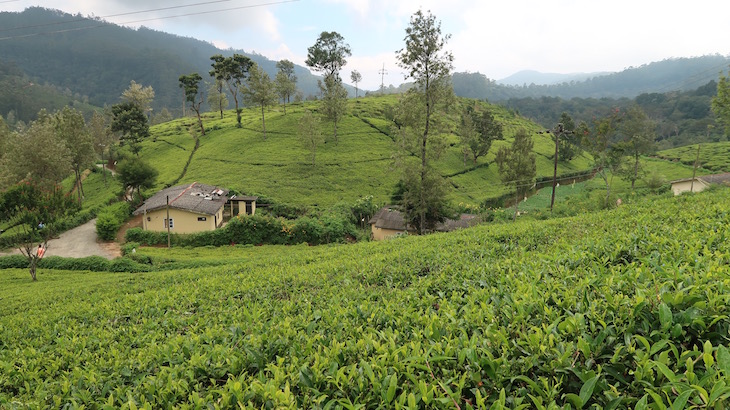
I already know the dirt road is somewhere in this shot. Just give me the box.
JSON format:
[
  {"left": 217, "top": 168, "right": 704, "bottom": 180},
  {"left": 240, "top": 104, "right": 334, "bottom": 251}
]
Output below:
[{"left": 0, "top": 218, "right": 121, "bottom": 259}]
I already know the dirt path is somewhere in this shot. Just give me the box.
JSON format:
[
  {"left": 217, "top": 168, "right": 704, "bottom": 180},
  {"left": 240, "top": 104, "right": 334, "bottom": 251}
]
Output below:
[{"left": 0, "top": 218, "right": 121, "bottom": 260}]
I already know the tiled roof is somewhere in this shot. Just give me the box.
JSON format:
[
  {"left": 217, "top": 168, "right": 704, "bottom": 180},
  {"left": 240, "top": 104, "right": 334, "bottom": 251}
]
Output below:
[{"left": 133, "top": 182, "right": 229, "bottom": 216}]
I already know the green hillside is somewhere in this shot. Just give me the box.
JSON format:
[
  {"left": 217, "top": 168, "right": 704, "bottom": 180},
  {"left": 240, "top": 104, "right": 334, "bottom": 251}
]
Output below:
[
  {"left": 2, "top": 188, "right": 729, "bottom": 408},
  {"left": 657, "top": 142, "right": 730, "bottom": 173},
  {"left": 137, "top": 95, "right": 593, "bottom": 209}
]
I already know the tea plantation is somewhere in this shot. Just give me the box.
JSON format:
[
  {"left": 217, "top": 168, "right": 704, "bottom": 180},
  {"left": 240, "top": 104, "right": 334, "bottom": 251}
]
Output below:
[{"left": 1, "top": 189, "right": 730, "bottom": 408}]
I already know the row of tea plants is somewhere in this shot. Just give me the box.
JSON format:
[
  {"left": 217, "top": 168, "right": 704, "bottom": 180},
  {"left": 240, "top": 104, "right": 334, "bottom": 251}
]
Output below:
[{"left": 1, "top": 189, "right": 729, "bottom": 408}]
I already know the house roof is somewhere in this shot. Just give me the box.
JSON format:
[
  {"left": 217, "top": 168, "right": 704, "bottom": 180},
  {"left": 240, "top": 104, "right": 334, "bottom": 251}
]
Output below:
[
  {"left": 133, "top": 182, "right": 229, "bottom": 216},
  {"left": 369, "top": 206, "right": 480, "bottom": 233},
  {"left": 228, "top": 195, "right": 259, "bottom": 202},
  {"left": 670, "top": 172, "right": 730, "bottom": 185}
]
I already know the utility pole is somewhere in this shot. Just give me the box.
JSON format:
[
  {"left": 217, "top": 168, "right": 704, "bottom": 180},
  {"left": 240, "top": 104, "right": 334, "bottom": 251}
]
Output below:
[
  {"left": 690, "top": 143, "right": 701, "bottom": 192},
  {"left": 378, "top": 63, "right": 388, "bottom": 95}
]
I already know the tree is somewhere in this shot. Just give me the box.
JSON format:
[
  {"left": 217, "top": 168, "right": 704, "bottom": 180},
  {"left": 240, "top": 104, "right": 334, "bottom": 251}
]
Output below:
[
  {"left": 350, "top": 70, "right": 362, "bottom": 98},
  {"left": 395, "top": 9, "right": 454, "bottom": 234},
  {"left": 459, "top": 105, "right": 502, "bottom": 166},
  {"left": 0, "top": 181, "right": 78, "bottom": 281},
  {"left": 208, "top": 78, "right": 228, "bottom": 119},
  {"left": 121, "top": 80, "right": 155, "bottom": 114},
  {"left": 557, "top": 112, "right": 579, "bottom": 161},
  {"left": 179, "top": 73, "right": 205, "bottom": 136},
  {"left": 116, "top": 157, "right": 158, "bottom": 201},
  {"left": 243, "top": 64, "right": 277, "bottom": 139},
  {"left": 210, "top": 54, "right": 254, "bottom": 127},
  {"left": 496, "top": 129, "right": 536, "bottom": 221},
  {"left": 581, "top": 112, "right": 624, "bottom": 204},
  {"left": 711, "top": 69, "right": 730, "bottom": 137},
  {"left": 87, "top": 111, "right": 115, "bottom": 185},
  {"left": 1, "top": 113, "right": 72, "bottom": 189},
  {"left": 319, "top": 76, "right": 348, "bottom": 143},
  {"left": 298, "top": 110, "right": 324, "bottom": 167},
  {"left": 111, "top": 102, "right": 150, "bottom": 156},
  {"left": 54, "top": 107, "right": 95, "bottom": 204},
  {"left": 305, "top": 31, "right": 351, "bottom": 81},
  {"left": 275, "top": 59, "right": 297, "bottom": 114},
  {"left": 616, "top": 105, "right": 655, "bottom": 189}
]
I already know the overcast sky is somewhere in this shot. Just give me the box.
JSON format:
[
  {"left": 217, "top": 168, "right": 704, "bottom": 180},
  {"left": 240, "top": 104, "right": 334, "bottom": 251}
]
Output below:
[{"left": 3, "top": 0, "right": 730, "bottom": 90}]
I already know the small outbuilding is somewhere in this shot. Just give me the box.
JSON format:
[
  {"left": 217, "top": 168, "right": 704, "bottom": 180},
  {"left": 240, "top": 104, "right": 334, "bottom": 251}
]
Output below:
[
  {"left": 368, "top": 206, "right": 480, "bottom": 241},
  {"left": 669, "top": 172, "right": 730, "bottom": 196},
  {"left": 133, "top": 182, "right": 229, "bottom": 234}
]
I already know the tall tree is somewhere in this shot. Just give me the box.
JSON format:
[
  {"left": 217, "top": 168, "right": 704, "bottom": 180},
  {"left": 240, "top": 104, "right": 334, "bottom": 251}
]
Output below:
[
  {"left": 495, "top": 129, "right": 536, "bottom": 221},
  {"left": 711, "top": 69, "right": 730, "bottom": 137},
  {"left": 54, "top": 107, "right": 95, "bottom": 204},
  {"left": 208, "top": 78, "right": 228, "bottom": 119},
  {"left": 581, "top": 112, "right": 624, "bottom": 204},
  {"left": 116, "top": 157, "right": 158, "bottom": 202},
  {"left": 350, "top": 70, "right": 362, "bottom": 98},
  {"left": 319, "top": 76, "right": 348, "bottom": 143},
  {"left": 298, "top": 110, "right": 324, "bottom": 167},
  {"left": 87, "top": 111, "right": 115, "bottom": 185},
  {"left": 616, "top": 105, "right": 655, "bottom": 189},
  {"left": 557, "top": 112, "right": 579, "bottom": 161},
  {"left": 121, "top": 80, "right": 155, "bottom": 114},
  {"left": 305, "top": 31, "right": 352, "bottom": 82},
  {"left": 395, "top": 9, "right": 454, "bottom": 234},
  {"left": 1, "top": 113, "right": 72, "bottom": 189},
  {"left": 179, "top": 73, "right": 205, "bottom": 136},
  {"left": 243, "top": 64, "right": 277, "bottom": 139},
  {"left": 210, "top": 54, "right": 254, "bottom": 127},
  {"left": 275, "top": 59, "right": 297, "bottom": 114},
  {"left": 459, "top": 105, "right": 503, "bottom": 165},
  {"left": 111, "top": 102, "right": 150, "bottom": 156},
  {"left": 0, "top": 181, "right": 78, "bottom": 281}
]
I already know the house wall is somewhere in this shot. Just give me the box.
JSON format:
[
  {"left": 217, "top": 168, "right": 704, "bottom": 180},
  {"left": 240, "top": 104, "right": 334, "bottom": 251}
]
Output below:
[
  {"left": 671, "top": 179, "right": 709, "bottom": 196},
  {"left": 142, "top": 208, "right": 218, "bottom": 234},
  {"left": 371, "top": 225, "right": 406, "bottom": 241},
  {"left": 237, "top": 201, "right": 256, "bottom": 216}
]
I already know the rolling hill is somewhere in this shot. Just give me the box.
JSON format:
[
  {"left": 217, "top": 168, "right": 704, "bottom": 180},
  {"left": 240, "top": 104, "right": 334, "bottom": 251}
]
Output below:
[{"left": 135, "top": 95, "right": 595, "bottom": 209}]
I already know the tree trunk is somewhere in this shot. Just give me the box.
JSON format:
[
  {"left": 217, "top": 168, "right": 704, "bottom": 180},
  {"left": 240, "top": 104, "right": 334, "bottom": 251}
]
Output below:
[
  {"left": 513, "top": 190, "right": 520, "bottom": 222},
  {"left": 632, "top": 152, "right": 639, "bottom": 190},
  {"left": 261, "top": 104, "right": 266, "bottom": 139},
  {"left": 333, "top": 121, "right": 338, "bottom": 145}
]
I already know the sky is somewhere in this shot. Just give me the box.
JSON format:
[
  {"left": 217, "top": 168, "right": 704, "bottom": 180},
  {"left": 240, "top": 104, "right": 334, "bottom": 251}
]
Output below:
[{"left": 2, "top": 0, "right": 730, "bottom": 90}]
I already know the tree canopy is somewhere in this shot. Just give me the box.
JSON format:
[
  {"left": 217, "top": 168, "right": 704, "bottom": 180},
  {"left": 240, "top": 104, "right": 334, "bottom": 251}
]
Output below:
[{"left": 306, "top": 31, "right": 351, "bottom": 81}]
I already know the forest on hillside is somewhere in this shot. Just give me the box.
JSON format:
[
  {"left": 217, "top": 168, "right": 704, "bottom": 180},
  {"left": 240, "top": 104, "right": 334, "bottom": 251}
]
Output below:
[{"left": 0, "top": 7, "right": 324, "bottom": 121}]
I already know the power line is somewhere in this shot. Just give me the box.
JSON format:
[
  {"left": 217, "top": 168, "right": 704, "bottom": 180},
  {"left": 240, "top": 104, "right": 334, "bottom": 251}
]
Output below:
[
  {"left": 0, "top": 0, "right": 236, "bottom": 33},
  {"left": 0, "top": 0, "right": 299, "bottom": 41}
]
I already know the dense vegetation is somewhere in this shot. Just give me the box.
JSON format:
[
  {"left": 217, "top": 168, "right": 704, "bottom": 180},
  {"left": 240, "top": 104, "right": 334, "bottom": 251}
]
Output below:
[
  {"left": 0, "top": 7, "right": 325, "bottom": 121},
  {"left": 1, "top": 188, "right": 729, "bottom": 408}
]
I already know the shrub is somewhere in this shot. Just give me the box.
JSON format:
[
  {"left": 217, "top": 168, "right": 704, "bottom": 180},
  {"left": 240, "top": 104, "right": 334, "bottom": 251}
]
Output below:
[
  {"left": 96, "top": 202, "right": 131, "bottom": 241},
  {"left": 290, "top": 217, "right": 324, "bottom": 245},
  {"left": 108, "top": 257, "right": 150, "bottom": 273}
]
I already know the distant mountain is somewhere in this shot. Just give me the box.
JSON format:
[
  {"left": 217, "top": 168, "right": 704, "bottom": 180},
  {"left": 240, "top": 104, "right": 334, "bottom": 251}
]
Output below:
[
  {"left": 453, "top": 55, "right": 730, "bottom": 102},
  {"left": 498, "top": 70, "right": 611, "bottom": 86},
  {"left": 0, "top": 7, "right": 332, "bottom": 121}
]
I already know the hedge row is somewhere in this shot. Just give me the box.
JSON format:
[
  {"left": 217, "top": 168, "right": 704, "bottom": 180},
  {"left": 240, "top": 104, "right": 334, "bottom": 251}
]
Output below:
[
  {"left": 125, "top": 213, "right": 357, "bottom": 247},
  {"left": 0, "top": 254, "right": 150, "bottom": 272}
]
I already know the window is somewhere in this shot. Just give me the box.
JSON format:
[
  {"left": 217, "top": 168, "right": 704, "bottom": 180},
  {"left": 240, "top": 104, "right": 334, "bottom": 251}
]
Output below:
[
  {"left": 164, "top": 218, "right": 174, "bottom": 229},
  {"left": 246, "top": 202, "right": 253, "bottom": 215},
  {"left": 197, "top": 216, "right": 207, "bottom": 222}
]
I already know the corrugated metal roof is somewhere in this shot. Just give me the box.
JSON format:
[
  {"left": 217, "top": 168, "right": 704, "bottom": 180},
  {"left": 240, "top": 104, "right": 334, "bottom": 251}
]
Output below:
[{"left": 133, "top": 182, "right": 229, "bottom": 216}]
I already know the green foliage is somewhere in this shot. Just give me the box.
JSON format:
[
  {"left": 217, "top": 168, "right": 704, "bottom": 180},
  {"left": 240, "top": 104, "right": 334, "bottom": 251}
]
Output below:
[
  {"left": 2, "top": 189, "right": 730, "bottom": 407},
  {"left": 496, "top": 128, "right": 537, "bottom": 217},
  {"left": 111, "top": 102, "right": 150, "bottom": 156},
  {"left": 712, "top": 70, "right": 730, "bottom": 137},
  {"left": 96, "top": 201, "right": 131, "bottom": 241},
  {"left": 243, "top": 64, "right": 277, "bottom": 138},
  {"left": 657, "top": 141, "right": 730, "bottom": 173},
  {"left": 116, "top": 157, "right": 158, "bottom": 199},
  {"left": 305, "top": 31, "right": 351, "bottom": 81}
]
